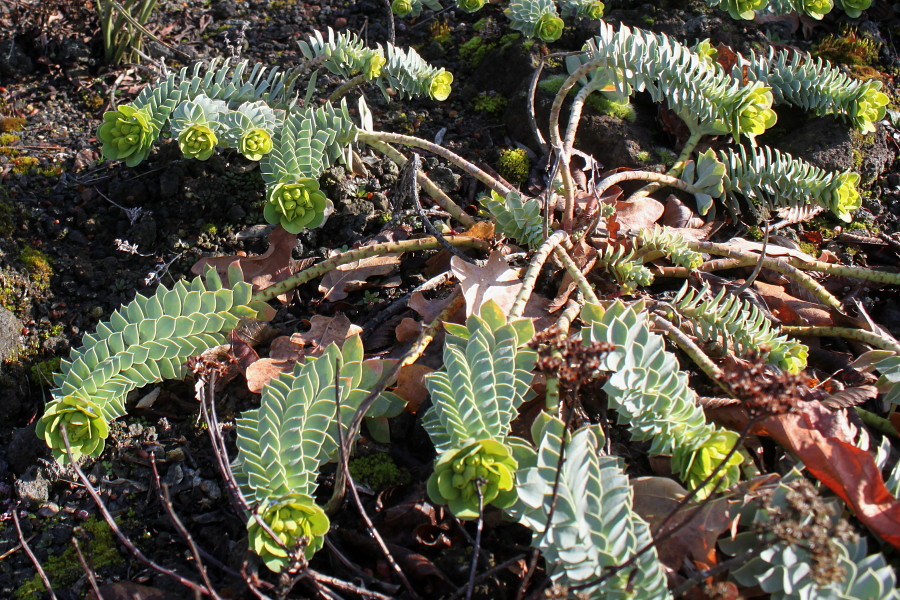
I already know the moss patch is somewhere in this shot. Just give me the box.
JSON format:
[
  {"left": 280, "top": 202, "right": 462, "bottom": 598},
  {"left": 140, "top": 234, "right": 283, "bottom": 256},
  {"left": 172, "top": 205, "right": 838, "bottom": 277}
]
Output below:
[
  {"left": 19, "top": 246, "right": 53, "bottom": 289},
  {"left": 0, "top": 116, "right": 26, "bottom": 133},
  {"left": 497, "top": 148, "right": 530, "bottom": 185},
  {"left": 349, "top": 454, "right": 411, "bottom": 491},
  {"left": 15, "top": 517, "right": 125, "bottom": 598}
]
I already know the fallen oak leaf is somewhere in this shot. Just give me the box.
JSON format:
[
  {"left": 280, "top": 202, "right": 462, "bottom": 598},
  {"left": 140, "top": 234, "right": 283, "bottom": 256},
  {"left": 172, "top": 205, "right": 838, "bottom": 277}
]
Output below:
[
  {"left": 191, "top": 225, "right": 305, "bottom": 303},
  {"left": 615, "top": 196, "right": 665, "bottom": 232},
  {"left": 753, "top": 401, "right": 900, "bottom": 549}
]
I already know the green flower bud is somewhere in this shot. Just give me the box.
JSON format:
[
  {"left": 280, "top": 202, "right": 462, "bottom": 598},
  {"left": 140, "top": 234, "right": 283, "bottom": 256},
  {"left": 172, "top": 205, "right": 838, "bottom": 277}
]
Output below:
[
  {"left": 735, "top": 86, "right": 777, "bottom": 141},
  {"left": 426, "top": 69, "right": 453, "bottom": 101},
  {"left": 855, "top": 83, "right": 888, "bottom": 134},
  {"left": 722, "top": 0, "right": 766, "bottom": 19},
  {"left": 238, "top": 128, "right": 273, "bottom": 161},
  {"left": 178, "top": 124, "right": 218, "bottom": 161},
  {"left": 770, "top": 343, "right": 809, "bottom": 375},
  {"left": 829, "top": 172, "right": 861, "bottom": 223},
  {"left": 672, "top": 431, "right": 744, "bottom": 498},
  {"left": 97, "top": 105, "right": 154, "bottom": 167},
  {"left": 391, "top": 0, "right": 413, "bottom": 18},
  {"left": 803, "top": 0, "right": 833, "bottom": 18},
  {"left": 365, "top": 54, "right": 387, "bottom": 80},
  {"left": 247, "top": 495, "right": 329, "bottom": 572},
  {"left": 427, "top": 439, "right": 518, "bottom": 519},
  {"left": 581, "top": 1, "right": 604, "bottom": 19},
  {"left": 693, "top": 39, "right": 718, "bottom": 64},
  {"left": 839, "top": 0, "right": 871, "bottom": 18},
  {"left": 456, "top": 0, "right": 485, "bottom": 13},
  {"left": 534, "top": 12, "right": 564, "bottom": 43},
  {"left": 264, "top": 178, "right": 329, "bottom": 233},
  {"left": 35, "top": 395, "right": 110, "bottom": 462}
]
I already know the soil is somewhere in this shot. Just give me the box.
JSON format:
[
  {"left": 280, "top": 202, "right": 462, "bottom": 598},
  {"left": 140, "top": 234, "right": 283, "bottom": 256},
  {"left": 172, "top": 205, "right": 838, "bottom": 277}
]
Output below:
[{"left": 0, "top": 0, "right": 899, "bottom": 598}]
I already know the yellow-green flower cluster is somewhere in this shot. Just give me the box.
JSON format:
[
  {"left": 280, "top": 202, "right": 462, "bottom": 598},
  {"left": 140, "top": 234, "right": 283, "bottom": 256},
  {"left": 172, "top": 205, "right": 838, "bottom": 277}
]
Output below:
[
  {"left": 365, "top": 54, "right": 387, "bottom": 80},
  {"left": 427, "top": 439, "right": 518, "bottom": 519},
  {"left": 854, "top": 83, "right": 889, "bottom": 134},
  {"left": 264, "top": 178, "right": 329, "bottom": 233},
  {"left": 97, "top": 105, "right": 154, "bottom": 167},
  {"left": 178, "top": 124, "right": 217, "bottom": 161},
  {"left": 36, "top": 395, "right": 110, "bottom": 462},
  {"left": 535, "top": 12, "right": 565, "bottom": 42},
  {"left": 238, "top": 128, "right": 273, "bottom": 161},
  {"left": 427, "top": 69, "right": 454, "bottom": 101},
  {"left": 247, "top": 495, "right": 330, "bottom": 572},
  {"left": 391, "top": 0, "right": 414, "bottom": 17},
  {"left": 829, "top": 172, "right": 861, "bottom": 223},
  {"left": 457, "top": 0, "right": 486, "bottom": 12},
  {"left": 672, "top": 431, "right": 744, "bottom": 498},
  {"left": 804, "top": 0, "right": 833, "bottom": 19},
  {"left": 734, "top": 86, "right": 777, "bottom": 143}
]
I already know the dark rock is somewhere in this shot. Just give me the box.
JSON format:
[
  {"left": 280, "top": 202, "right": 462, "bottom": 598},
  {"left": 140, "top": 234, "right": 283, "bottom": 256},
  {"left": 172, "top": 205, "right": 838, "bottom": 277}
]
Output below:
[
  {"left": 226, "top": 204, "right": 246, "bottom": 220},
  {"left": 465, "top": 40, "right": 536, "bottom": 98},
  {"left": 15, "top": 466, "right": 50, "bottom": 504},
  {"left": 0, "top": 39, "right": 34, "bottom": 78},
  {"left": 8, "top": 424, "right": 48, "bottom": 474},
  {"left": 779, "top": 117, "right": 895, "bottom": 184},
  {"left": 428, "top": 165, "right": 460, "bottom": 193},
  {"left": 0, "top": 308, "right": 23, "bottom": 363}
]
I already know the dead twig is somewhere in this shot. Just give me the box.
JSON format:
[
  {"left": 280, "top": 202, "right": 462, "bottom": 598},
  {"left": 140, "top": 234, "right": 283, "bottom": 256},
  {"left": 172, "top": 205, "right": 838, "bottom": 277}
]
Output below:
[
  {"left": 71, "top": 537, "right": 103, "bottom": 598},
  {"left": 12, "top": 505, "right": 58, "bottom": 600}
]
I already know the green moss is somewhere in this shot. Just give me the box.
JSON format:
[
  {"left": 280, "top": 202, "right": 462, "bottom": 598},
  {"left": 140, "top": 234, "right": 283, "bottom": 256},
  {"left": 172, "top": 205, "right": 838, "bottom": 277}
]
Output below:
[
  {"left": 430, "top": 19, "right": 452, "bottom": 45},
  {"left": 798, "top": 242, "right": 819, "bottom": 257},
  {"left": 30, "top": 357, "right": 61, "bottom": 386},
  {"left": 538, "top": 74, "right": 567, "bottom": 96},
  {"left": 497, "top": 148, "right": 531, "bottom": 185},
  {"left": 0, "top": 146, "right": 19, "bottom": 157},
  {"left": 748, "top": 226, "right": 765, "bottom": 241},
  {"left": 585, "top": 94, "right": 637, "bottom": 122},
  {"left": 19, "top": 246, "right": 52, "bottom": 289},
  {"left": 473, "top": 93, "right": 508, "bottom": 114},
  {"left": 0, "top": 117, "right": 25, "bottom": 133},
  {"left": 15, "top": 517, "right": 125, "bottom": 598},
  {"left": 459, "top": 36, "right": 493, "bottom": 68},
  {"left": 499, "top": 32, "right": 521, "bottom": 45},
  {"left": 201, "top": 222, "right": 218, "bottom": 235},
  {"left": 472, "top": 17, "right": 493, "bottom": 32},
  {"left": 852, "top": 148, "right": 864, "bottom": 170},
  {"left": 635, "top": 150, "right": 652, "bottom": 163},
  {"left": 81, "top": 92, "right": 105, "bottom": 112},
  {"left": 654, "top": 148, "right": 678, "bottom": 164},
  {"left": 814, "top": 28, "right": 881, "bottom": 67},
  {"left": 0, "top": 133, "right": 20, "bottom": 145},
  {"left": 11, "top": 156, "right": 38, "bottom": 175},
  {"left": 349, "top": 454, "right": 411, "bottom": 491},
  {"left": 0, "top": 198, "right": 13, "bottom": 236}
]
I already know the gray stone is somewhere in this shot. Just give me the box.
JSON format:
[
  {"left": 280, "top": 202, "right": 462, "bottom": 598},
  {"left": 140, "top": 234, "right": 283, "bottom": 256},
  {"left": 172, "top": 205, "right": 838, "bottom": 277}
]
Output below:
[
  {"left": 7, "top": 424, "right": 49, "bottom": 474},
  {"left": 15, "top": 466, "right": 50, "bottom": 504},
  {"left": 0, "top": 308, "right": 22, "bottom": 362}
]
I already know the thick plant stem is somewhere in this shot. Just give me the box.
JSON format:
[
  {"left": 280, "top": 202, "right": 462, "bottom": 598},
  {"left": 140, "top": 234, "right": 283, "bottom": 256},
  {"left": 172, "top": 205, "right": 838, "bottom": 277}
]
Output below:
[
  {"left": 359, "top": 131, "right": 512, "bottom": 198},
  {"left": 553, "top": 245, "right": 599, "bottom": 305},
  {"left": 781, "top": 326, "right": 900, "bottom": 354},
  {"left": 328, "top": 74, "right": 367, "bottom": 102},
  {"left": 630, "top": 131, "right": 705, "bottom": 200},
  {"left": 365, "top": 139, "right": 475, "bottom": 227},
  {"left": 686, "top": 241, "right": 844, "bottom": 312},
  {"left": 855, "top": 407, "right": 900, "bottom": 440},
  {"left": 652, "top": 314, "right": 731, "bottom": 396},
  {"left": 510, "top": 231, "right": 569, "bottom": 320},
  {"left": 253, "top": 235, "right": 489, "bottom": 302},
  {"left": 548, "top": 59, "right": 604, "bottom": 230}
]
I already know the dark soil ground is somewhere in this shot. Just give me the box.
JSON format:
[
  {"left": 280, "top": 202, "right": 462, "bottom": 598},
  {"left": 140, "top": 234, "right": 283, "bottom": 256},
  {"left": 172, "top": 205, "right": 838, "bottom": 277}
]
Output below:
[{"left": 1, "top": 0, "right": 899, "bottom": 598}]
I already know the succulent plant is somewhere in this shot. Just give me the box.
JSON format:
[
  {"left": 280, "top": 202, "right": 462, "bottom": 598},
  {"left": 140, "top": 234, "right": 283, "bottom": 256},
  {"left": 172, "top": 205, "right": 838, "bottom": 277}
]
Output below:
[
  {"left": 672, "top": 430, "right": 744, "bottom": 497},
  {"left": 35, "top": 395, "right": 110, "bottom": 461},
  {"left": 263, "top": 179, "right": 330, "bottom": 233},
  {"left": 177, "top": 124, "right": 218, "bottom": 160},
  {"left": 247, "top": 494, "right": 330, "bottom": 571},
  {"left": 427, "top": 439, "right": 519, "bottom": 519},
  {"left": 97, "top": 105, "right": 154, "bottom": 166}
]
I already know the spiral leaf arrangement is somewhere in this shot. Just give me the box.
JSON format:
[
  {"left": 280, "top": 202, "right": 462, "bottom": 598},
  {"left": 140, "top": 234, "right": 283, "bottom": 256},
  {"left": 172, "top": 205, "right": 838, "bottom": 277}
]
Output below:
[
  {"left": 505, "top": 413, "right": 671, "bottom": 598},
  {"left": 596, "top": 245, "right": 655, "bottom": 293},
  {"left": 422, "top": 300, "right": 536, "bottom": 518},
  {"left": 581, "top": 301, "right": 744, "bottom": 496},
  {"left": 720, "top": 471, "right": 899, "bottom": 599},
  {"left": 673, "top": 282, "right": 809, "bottom": 374},
  {"left": 36, "top": 266, "right": 271, "bottom": 463},
  {"left": 715, "top": 145, "right": 861, "bottom": 222},
  {"left": 481, "top": 190, "right": 545, "bottom": 250},
  {"left": 233, "top": 336, "right": 405, "bottom": 571},
  {"left": 637, "top": 226, "right": 705, "bottom": 270},
  {"left": 704, "top": 0, "right": 871, "bottom": 18},
  {"left": 734, "top": 46, "right": 888, "bottom": 134},
  {"left": 567, "top": 22, "right": 777, "bottom": 143}
]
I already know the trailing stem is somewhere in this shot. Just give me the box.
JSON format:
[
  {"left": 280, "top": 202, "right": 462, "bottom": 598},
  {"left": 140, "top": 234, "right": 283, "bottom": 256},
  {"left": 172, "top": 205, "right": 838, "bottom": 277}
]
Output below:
[{"left": 510, "top": 230, "right": 569, "bottom": 320}]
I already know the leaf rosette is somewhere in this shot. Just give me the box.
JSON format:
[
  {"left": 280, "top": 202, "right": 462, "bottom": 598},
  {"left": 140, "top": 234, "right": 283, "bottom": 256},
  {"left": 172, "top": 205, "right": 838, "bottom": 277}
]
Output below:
[
  {"left": 734, "top": 86, "right": 777, "bottom": 142},
  {"left": 426, "top": 69, "right": 453, "bottom": 101},
  {"left": 97, "top": 105, "right": 154, "bottom": 167},
  {"left": 36, "top": 395, "right": 110, "bottom": 461},
  {"left": 427, "top": 439, "right": 518, "bottom": 519},
  {"left": 364, "top": 54, "right": 387, "bottom": 80},
  {"left": 247, "top": 494, "right": 330, "bottom": 571},
  {"left": 457, "top": 0, "right": 486, "bottom": 12},
  {"left": 239, "top": 127, "right": 274, "bottom": 161},
  {"left": 535, "top": 13, "right": 565, "bottom": 42},
  {"left": 582, "top": 1, "right": 605, "bottom": 19},
  {"left": 804, "top": 0, "right": 834, "bottom": 18},
  {"left": 178, "top": 124, "right": 218, "bottom": 161},
  {"left": 839, "top": 0, "right": 871, "bottom": 17},
  {"left": 264, "top": 179, "right": 329, "bottom": 233},
  {"left": 672, "top": 430, "right": 744, "bottom": 498},
  {"left": 829, "top": 172, "right": 861, "bottom": 223},
  {"left": 854, "top": 83, "right": 888, "bottom": 134},
  {"left": 391, "top": 0, "right": 413, "bottom": 17}
]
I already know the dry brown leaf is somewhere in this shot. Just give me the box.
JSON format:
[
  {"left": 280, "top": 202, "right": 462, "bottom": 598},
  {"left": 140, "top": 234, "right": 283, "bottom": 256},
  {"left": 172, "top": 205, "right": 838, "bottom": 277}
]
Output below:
[
  {"left": 754, "top": 402, "right": 900, "bottom": 549},
  {"left": 191, "top": 225, "right": 303, "bottom": 303},
  {"left": 452, "top": 251, "right": 523, "bottom": 317},
  {"left": 393, "top": 364, "right": 434, "bottom": 413},
  {"left": 753, "top": 280, "right": 834, "bottom": 326},
  {"left": 661, "top": 194, "right": 704, "bottom": 229},
  {"left": 615, "top": 196, "right": 665, "bottom": 232},
  {"left": 395, "top": 317, "right": 425, "bottom": 343},
  {"left": 245, "top": 314, "right": 362, "bottom": 392},
  {"left": 319, "top": 253, "right": 402, "bottom": 301}
]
